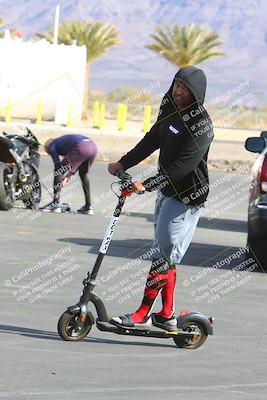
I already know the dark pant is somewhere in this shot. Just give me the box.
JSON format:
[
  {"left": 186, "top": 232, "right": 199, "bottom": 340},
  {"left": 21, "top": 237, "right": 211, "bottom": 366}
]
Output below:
[
  {"left": 79, "top": 169, "right": 91, "bottom": 207},
  {"left": 61, "top": 140, "right": 98, "bottom": 174}
]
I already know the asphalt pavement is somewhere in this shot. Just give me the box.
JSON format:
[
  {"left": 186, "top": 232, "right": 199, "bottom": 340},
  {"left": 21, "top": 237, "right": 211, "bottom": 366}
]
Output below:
[{"left": 0, "top": 158, "right": 267, "bottom": 400}]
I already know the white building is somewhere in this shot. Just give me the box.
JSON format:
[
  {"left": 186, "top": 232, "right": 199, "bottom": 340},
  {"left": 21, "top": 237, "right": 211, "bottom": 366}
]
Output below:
[{"left": 0, "top": 35, "right": 87, "bottom": 124}]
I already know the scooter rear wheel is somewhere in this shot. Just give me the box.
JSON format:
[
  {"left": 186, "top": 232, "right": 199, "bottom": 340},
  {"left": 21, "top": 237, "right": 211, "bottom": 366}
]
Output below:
[
  {"left": 57, "top": 310, "right": 93, "bottom": 341},
  {"left": 173, "top": 321, "right": 207, "bottom": 349}
]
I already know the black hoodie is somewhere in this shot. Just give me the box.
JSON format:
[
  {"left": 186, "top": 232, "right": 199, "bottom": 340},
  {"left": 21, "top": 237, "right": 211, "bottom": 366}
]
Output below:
[{"left": 119, "top": 66, "right": 214, "bottom": 207}]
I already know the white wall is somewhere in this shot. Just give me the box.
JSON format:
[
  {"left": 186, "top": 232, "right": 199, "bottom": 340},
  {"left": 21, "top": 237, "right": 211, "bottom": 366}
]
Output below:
[{"left": 0, "top": 37, "right": 87, "bottom": 123}]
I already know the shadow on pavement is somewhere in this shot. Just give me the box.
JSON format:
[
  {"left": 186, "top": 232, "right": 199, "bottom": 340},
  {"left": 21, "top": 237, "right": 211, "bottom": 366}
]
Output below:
[
  {"left": 198, "top": 217, "right": 247, "bottom": 233},
  {"left": 0, "top": 324, "right": 176, "bottom": 348},
  {"left": 122, "top": 212, "right": 248, "bottom": 233},
  {"left": 58, "top": 237, "right": 263, "bottom": 272}
]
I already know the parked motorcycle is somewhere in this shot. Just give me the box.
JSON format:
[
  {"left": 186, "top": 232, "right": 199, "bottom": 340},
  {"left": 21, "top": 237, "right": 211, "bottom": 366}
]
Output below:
[{"left": 0, "top": 128, "right": 41, "bottom": 211}]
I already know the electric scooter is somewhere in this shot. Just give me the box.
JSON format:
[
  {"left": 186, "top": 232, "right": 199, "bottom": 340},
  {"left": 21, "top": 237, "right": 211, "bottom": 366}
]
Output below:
[{"left": 57, "top": 171, "right": 214, "bottom": 349}]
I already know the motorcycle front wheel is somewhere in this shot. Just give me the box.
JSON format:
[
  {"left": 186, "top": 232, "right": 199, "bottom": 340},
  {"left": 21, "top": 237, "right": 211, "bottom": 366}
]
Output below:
[
  {"left": 22, "top": 172, "right": 42, "bottom": 210},
  {"left": 0, "top": 162, "right": 15, "bottom": 210}
]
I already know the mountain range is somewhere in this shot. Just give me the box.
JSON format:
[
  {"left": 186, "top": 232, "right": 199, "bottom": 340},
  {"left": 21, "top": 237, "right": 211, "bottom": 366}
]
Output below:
[{"left": 0, "top": 0, "right": 266, "bottom": 105}]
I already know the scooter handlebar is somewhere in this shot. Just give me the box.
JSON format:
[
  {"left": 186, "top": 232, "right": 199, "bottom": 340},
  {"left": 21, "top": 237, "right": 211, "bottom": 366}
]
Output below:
[
  {"left": 115, "top": 171, "right": 146, "bottom": 197},
  {"left": 116, "top": 171, "right": 137, "bottom": 197},
  {"left": 116, "top": 171, "right": 133, "bottom": 182}
]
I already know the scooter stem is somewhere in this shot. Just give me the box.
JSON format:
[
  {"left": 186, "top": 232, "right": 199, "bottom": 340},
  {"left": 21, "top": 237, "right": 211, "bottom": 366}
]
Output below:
[
  {"left": 90, "top": 195, "right": 126, "bottom": 281},
  {"left": 78, "top": 172, "right": 133, "bottom": 310}
]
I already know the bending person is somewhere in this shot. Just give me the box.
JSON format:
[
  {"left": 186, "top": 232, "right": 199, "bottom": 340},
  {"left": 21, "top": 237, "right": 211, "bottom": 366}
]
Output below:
[{"left": 44, "top": 134, "right": 97, "bottom": 214}]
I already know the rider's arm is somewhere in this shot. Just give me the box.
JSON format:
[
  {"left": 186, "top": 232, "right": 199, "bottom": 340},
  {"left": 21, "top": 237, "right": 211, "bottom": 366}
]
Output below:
[{"left": 118, "top": 124, "right": 160, "bottom": 170}]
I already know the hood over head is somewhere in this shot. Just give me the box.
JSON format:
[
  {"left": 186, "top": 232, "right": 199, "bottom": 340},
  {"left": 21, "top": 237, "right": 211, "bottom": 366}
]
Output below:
[
  {"left": 174, "top": 66, "right": 207, "bottom": 106},
  {"left": 157, "top": 66, "right": 207, "bottom": 122}
]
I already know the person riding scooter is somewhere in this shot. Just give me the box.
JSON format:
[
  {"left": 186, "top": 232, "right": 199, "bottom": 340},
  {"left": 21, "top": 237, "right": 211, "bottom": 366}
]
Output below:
[
  {"left": 108, "top": 66, "right": 214, "bottom": 331},
  {"left": 57, "top": 169, "right": 214, "bottom": 347},
  {"left": 43, "top": 134, "right": 97, "bottom": 214}
]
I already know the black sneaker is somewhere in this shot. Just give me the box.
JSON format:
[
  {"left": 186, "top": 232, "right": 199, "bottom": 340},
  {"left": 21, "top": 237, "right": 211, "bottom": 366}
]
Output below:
[
  {"left": 77, "top": 205, "right": 94, "bottom": 215},
  {"left": 110, "top": 314, "right": 152, "bottom": 330},
  {"left": 151, "top": 313, "right": 178, "bottom": 331}
]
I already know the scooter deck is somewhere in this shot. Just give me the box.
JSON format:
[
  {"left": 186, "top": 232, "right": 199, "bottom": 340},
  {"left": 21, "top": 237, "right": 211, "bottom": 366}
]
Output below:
[{"left": 96, "top": 319, "right": 198, "bottom": 339}]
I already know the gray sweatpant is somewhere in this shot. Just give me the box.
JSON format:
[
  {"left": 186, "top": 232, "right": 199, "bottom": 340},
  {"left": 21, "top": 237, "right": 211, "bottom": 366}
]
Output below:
[{"left": 152, "top": 192, "right": 201, "bottom": 264}]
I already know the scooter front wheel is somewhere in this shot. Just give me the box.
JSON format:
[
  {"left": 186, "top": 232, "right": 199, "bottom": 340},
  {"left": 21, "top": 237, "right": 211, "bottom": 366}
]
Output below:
[
  {"left": 173, "top": 320, "right": 207, "bottom": 349},
  {"left": 57, "top": 310, "right": 93, "bottom": 341}
]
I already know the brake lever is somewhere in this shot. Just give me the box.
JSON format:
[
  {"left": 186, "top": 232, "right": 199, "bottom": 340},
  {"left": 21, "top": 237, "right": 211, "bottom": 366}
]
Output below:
[
  {"left": 116, "top": 171, "right": 132, "bottom": 181},
  {"left": 135, "top": 188, "right": 145, "bottom": 195}
]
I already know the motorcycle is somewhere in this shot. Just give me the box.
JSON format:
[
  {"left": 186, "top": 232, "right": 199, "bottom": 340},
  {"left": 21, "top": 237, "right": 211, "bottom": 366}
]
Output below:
[{"left": 0, "top": 128, "right": 41, "bottom": 211}]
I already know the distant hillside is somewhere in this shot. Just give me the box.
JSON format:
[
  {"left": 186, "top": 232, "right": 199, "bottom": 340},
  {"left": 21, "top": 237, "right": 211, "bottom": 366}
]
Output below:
[{"left": 0, "top": 0, "right": 266, "bottom": 104}]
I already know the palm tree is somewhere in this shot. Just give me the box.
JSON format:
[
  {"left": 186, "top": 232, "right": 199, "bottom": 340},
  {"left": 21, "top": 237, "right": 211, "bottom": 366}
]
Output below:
[
  {"left": 146, "top": 24, "right": 224, "bottom": 67},
  {"left": 37, "top": 20, "right": 122, "bottom": 118}
]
